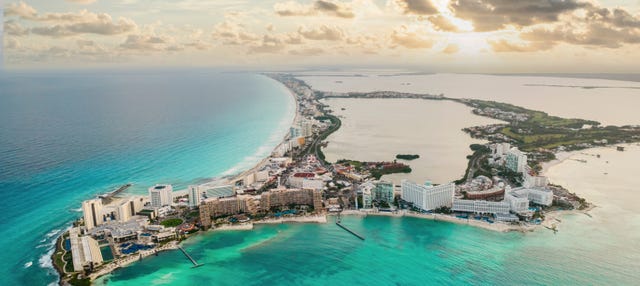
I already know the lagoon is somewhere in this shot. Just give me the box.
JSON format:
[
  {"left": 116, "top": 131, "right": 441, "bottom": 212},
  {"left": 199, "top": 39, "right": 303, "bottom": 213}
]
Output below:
[{"left": 321, "top": 98, "right": 503, "bottom": 184}]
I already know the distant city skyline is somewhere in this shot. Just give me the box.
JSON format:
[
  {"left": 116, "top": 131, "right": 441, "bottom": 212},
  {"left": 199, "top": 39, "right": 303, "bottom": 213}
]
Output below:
[{"left": 3, "top": 0, "right": 640, "bottom": 72}]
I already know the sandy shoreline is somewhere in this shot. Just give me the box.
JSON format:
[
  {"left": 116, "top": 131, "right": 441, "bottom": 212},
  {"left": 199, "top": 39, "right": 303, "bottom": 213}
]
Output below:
[
  {"left": 254, "top": 215, "right": 328, "bottom": 224},
  {"left": 83, "top": 78, "right": 302, "bottom": 283},
  {"left": 228, "top": 79, "right": 300, "bottom": 183},
  {"left": 213, "top": 223, "right": 254, "bottom": 231},
  {"left": 339, "top": 210, "right": 535, "bottom": 232}
]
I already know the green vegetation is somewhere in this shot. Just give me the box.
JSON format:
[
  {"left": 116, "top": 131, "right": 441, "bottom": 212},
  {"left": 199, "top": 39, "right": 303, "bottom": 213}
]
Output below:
[
  {"left": 396, "top": 154, "right": 420, "bottom": 160},
  {"left": 336, "top": 159, "right": 412, "bottom": 180},
  {"left": 336, "top": 159, "right": 364, "bottom": 170},
  {"left": 465, "top": 99, "right": 599, "bottom": 129},
  {"left": 160, "top": 218, "right": 183, "bottom": 227},
  {"left": 433, "top": 206, "right": 452, "bottom": 214},
  {"left": 370, "top": 166, "right": 411, "bottom": 180},
  {"left": 69, "top": 273, "right": 91, "bottom": 286},
  {"left": 63, "top": 251, "right": 74, "bottom": 273},
  {"left": 455, "top": 144, "right": 492, "bottom": 184},
  {"left": 377, "top": 201, "right": 391, "bottom": 208},
  {"left": 460, "top": 99, "right": 640, "bottom": 152}
]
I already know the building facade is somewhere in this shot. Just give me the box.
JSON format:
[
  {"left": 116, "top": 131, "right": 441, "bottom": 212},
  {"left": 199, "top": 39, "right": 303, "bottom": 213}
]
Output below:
[
  {"left": 504, "top": 191, "right": 530, "bottom": 213},
  {"left": 203, "top": 185, "right": 235, "bottom": 199},
  {"left": 401, "top": 180, "right": 455, "bottom": 211},
  {"left": 360, "top": 182, "right": 374, "bottom": 209},
  {"left": 260, "top": 188, "right": 323, "bottom": 212},
  {"left": 115, "top": 196, "right": 145, "bottom": 223},
  {"left": 149, "top": 184, "right": 173, "bottom": 208},
  {"left": 188, "top": 185, "right": 201, "bottom": 208},
  {"left": 373, "top": 180, "right": 394, "bottom": 203},
  {"left": 82, "top": 199, "right": 103, "bottom": 231},
  {"left": 452, "top": 199, "right": 510, "bottom": 214},
  {"left": 199, "top": 195, "right": 257, "bottom": 228},
  {"left": 505, "top": 148, "right": 528, "bottom": 173}
]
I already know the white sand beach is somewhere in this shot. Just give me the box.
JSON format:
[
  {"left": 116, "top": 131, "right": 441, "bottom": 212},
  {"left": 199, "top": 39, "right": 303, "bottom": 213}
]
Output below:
[
  {"left": 213, "top": 223, "right": 254, "bottom": 231},
  {"left": 254, "top": 215, "right": 328, "bottom": 224}
]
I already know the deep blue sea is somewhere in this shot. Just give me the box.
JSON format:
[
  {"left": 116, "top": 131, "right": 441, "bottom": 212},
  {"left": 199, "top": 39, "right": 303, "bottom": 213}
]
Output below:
[{"left": 0, "top": 70, "right": 295, "bottom": 285}]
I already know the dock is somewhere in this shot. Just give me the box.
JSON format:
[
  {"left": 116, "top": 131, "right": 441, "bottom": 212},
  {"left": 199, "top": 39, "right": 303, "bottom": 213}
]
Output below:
[
  {"left": 177, "top": 246, "right": 204, "bottom": 268},
  {"left": 335, "top": 214, "right": 365, "bottom": 240},
  {"left": 99, "top": 183, "right": 132, "bottom": 200}
]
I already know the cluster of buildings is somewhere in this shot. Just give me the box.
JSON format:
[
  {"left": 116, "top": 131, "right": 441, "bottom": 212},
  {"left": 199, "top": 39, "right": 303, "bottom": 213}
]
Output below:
[
  {"left": 473, "top": 107, "right": 529, "bottom": 122},
  {"left": 359, "top": 180, "right": 394, "bottom": 209},
  {"left": 386, "top": 143, "right": 557, "bottom": 223},
  {"left": 71, "top": 183, "right": 190, "bottom": 274},
  {"left": 199, "top": 188, "right": 323, "bottom": 228},
  {"left": 488, "top": 142, "right": 528, "bottom": 173},
  {"left": 452, "top": 144, "right": 555, "bottom": 221}
]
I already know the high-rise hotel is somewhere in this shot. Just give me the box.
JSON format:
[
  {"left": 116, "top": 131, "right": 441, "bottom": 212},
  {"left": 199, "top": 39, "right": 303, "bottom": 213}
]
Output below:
[
  {"left": 149, "top": 184, "right": 173, "bottom": 208},
  {"left": 401, "top": 180, "right": 455, "bottom": 211}
]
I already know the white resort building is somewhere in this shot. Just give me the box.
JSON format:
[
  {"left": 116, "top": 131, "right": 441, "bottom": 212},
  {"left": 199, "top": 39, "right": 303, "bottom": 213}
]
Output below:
[
  {"left": 149, "top": 184, "right": 173, "bottom": 208},
  {"left": 401, "top": 180, "right": 454, "bottom": 211},
  {"left": 452, "top": 200, "right": 510, "bottom": 214}
]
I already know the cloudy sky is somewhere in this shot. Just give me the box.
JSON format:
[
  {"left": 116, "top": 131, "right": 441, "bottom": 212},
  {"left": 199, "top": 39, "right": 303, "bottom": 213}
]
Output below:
[{"left": 3, "top": 0, "right": 640, "bottom": 71}]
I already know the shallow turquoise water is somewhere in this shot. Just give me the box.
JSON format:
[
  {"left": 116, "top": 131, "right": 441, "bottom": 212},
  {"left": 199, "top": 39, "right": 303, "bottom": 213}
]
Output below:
[
  {"left": 98, "top": 215, "right": 639, "bottom": 285},
  {"left": 0, "top": 70, "right": 295, "bottom": 285}
]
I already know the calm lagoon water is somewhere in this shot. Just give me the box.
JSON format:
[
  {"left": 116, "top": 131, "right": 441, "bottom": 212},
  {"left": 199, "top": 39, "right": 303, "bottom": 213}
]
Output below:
[
  {"left": 321, "top": 98, "right": 503, "bottom": 184},
  {"left": 301, "top": 73, "right": 640, "bottom": 126}
]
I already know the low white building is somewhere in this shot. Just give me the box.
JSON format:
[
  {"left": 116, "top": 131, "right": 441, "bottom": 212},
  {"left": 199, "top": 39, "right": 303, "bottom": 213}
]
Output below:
[
  {"left": 70, "top": 227, "right": 103, "bottom": 272},
  {"left": 452, "top": 199, "right": 510, "bottom": 214},
  {"left": 401, "top": 180, "right": 454, "bottom": 211},
  {"left": 511, "top": 187, "right": 554, "bottom": 206},
  {"left": 524, "top": 173, "right": 549, "bottom": 188},
  {"left": 504, "top": 191, "right": 530, "bottom": 213}
]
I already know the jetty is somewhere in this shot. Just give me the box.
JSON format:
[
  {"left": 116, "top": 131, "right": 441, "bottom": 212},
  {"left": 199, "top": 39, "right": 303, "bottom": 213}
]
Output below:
[
  {"left": 177, "top": 246, "right": 204, "bottom": 268},
  {"left": 335, "top": 214, "right": 365, "bottom": 240},
  {"left": 99, "top": 183, "right": 132, "bottom": 200}
]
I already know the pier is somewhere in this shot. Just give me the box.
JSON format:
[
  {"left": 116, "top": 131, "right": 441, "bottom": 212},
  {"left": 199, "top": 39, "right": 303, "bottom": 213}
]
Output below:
[
  {"left": 178, "top": 246, "right": 204, "bottom": 268},
  {"left": 335, "top": 214, "right": 365, "bottom": 240},
  {"left": 99, "top": 183, "right": 132, "bottom": 200}
]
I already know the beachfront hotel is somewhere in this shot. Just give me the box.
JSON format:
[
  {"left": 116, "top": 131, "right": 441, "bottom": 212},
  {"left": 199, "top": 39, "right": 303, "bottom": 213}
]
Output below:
[
  {"left": 149, "top": 184, "right": 173, "bottom": 208},
  {"left": 69, "top": 227, "right": 103, "bottom": 272},
  {"left": 401, "top": 180, "right": 454, "bottom": 211},
  {"left": 360, "top": 180, "right": 395, "bottom": 209},
  {"left": 188, "top": 185, "right": 201, "bottom": 208},
  {"left": 82, "top": 198, "right": 104, "bottom": 231},
  {"left": 199, "top": 195, "right": 257, "bottom": 228},
  {"left": 504, "top": 191, "right": 530, "bottom": 214},
  {"left": 260, "top": 188, "right": 323, "bottom": 211},
  {"left": 510, "top": 187, "right": 554, "bottom": 206},
  {"left": 360, "top": 182, "right": 374, "bottom": 209},
  {"left": 452, "top": 200, "right": 510, "bottom": 215},
  {"left": 373, "top": 181, "right": 394, "bottom": 203}
]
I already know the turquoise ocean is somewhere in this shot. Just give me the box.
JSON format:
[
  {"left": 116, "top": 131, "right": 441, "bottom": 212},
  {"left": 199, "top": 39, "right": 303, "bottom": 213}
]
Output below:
[
  {"left": 0, "top": 70, "right": 295, "bottom": 285},
  {"left": 1, "top": 70, "right": 638, "bottom": 285}
]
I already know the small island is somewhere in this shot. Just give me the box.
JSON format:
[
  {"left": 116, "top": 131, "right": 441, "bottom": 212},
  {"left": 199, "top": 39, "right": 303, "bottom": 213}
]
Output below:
[{"left": 396, "top": 154, "right": 420, "bottom": 160}]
